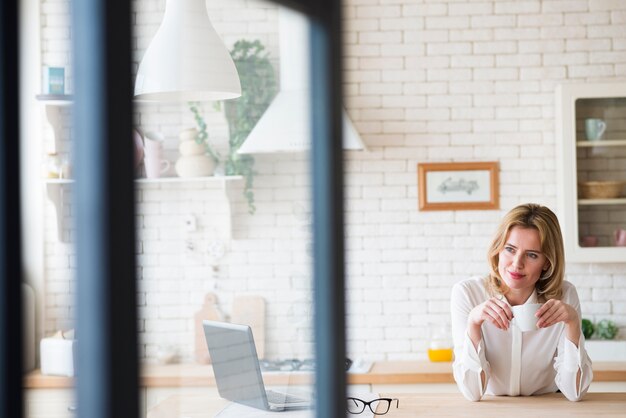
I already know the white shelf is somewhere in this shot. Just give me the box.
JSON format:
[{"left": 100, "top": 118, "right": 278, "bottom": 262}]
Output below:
[
  {"left": 36, "top": 94, "right": 73, "bottom": 106},
  {"left": 578, "top": 198, "right": 626, "bottom": 206},
  {"left": 135, "top": 176, "right": 242, "bottom": 184},
  {"left": 576, "top": 139, "right": 626, "bottom": 147},
  {"left": 45, "top": 176, "right": 243, "bottom": 185},
  {"left": 44, "top": 176, "right": 243, "bottom": 242}
]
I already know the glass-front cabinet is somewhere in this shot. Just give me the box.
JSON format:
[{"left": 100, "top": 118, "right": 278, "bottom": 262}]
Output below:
[{"left": 556, "top": 83, "right": 626, "bottom": 263}]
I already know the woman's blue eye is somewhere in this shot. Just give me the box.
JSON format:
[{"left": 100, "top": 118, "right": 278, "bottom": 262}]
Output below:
[
  {"left": 505, "top": 246, "right": 514, "bottom": 253},
  {"left": 528, "top": 253, "right": 538, "bottom": 259}
]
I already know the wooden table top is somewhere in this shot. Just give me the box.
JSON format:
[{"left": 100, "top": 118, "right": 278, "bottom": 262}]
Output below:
[
  {"left": 147, "top": 392, "right": 626, "bottom": 418},
  {"left": 24, "top": 361, "right": 626, "bottom": 389}
]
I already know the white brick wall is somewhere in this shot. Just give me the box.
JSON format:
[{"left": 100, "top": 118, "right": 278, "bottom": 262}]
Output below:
[{"left": 38, "top": 0, "right": 626, "bottom": 363}]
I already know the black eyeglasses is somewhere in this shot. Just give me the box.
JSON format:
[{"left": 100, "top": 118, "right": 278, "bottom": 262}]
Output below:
[{"left": 346, "top": 397, "right": 399, "bottom": 415}]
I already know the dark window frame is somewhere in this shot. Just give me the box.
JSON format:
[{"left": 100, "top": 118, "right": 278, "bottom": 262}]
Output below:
[{"left": 1, "top": 0, "right": 346, "bottom": 417}]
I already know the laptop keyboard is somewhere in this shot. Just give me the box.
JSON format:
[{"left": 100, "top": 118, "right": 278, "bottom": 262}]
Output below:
[{"left": 266, "top": 390, "right": 308, "bottom": 404}]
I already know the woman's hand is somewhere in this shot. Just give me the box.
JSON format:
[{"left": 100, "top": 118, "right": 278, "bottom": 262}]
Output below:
[
  {"left": 536, "top": 299, "right": 582, "bottom": 347},
  {"left": 535, "top": 299, "right": 579, "bottom": 328},
  {"left": 468, "top": 297, "right": 513, "bottom": 331}
]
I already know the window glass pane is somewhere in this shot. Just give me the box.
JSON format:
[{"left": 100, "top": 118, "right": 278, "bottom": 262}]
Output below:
[
  {"left": 22, "top": 0, "right": 77, "bottom": 415},
  {"left": 25, "top": 1, "right": 349, "bottom": 416},
  {"left": 575, "top": 98, "right": 626, "bottom": 248},
  {"left": 133, "top": 1, "right": 314, "bottom": 416}
]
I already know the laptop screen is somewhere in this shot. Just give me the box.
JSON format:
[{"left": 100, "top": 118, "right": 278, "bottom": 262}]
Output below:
[{"left": 202, "top": 320, "right": 269, "bottom": 410}]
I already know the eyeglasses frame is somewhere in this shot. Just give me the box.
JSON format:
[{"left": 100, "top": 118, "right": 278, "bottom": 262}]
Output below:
[{"left": 346, "top": 397, "right": 400, "bottom": 415}]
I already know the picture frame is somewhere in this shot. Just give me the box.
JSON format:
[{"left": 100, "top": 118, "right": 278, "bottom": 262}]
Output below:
[{"left": 417, "top": 162, "right": 499, "bottom": 211}]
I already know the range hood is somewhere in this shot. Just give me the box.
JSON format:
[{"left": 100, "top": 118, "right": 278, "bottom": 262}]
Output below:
[{"left": 237, "top": 7, "right": 367, "bottom": 154}]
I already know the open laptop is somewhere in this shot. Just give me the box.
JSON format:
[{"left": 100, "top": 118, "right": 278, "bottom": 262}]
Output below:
[{"left": 202, "top": 320, "right": 312, "bottom": 411}]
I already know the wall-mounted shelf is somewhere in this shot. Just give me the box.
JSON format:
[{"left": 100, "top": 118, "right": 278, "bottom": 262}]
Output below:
[
  {"left": 37, "top": 94, "right": 73, "bottom": 154},
  {"left": 45, "top": 176, "right": 243, "bottom": 242},
  {"left": 576, "top": 139, "right": 626, "bottom": 147},
  {"left": 578, "top": 198, "right": 626, "bottom": 206},
  {"left": 36, "top": 94, "right": 73, "bottom": 105}
]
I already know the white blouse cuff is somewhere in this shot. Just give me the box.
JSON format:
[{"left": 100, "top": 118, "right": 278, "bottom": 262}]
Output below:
[
  {"left": 561, "top": 333, "right": 585, "bottom": 373},
  {"left": 463, "top": 331, "right": 486, "bottom": 373}
]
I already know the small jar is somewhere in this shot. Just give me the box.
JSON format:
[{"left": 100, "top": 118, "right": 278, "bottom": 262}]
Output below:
[
  {"left": 59, "top": 157, "right": 72, "bottom": 179},
  {"left": 427, "top": 323, "right": 453, "bottom": 362},
  {"left": 44, "top": 152, "right": 60, "bottom": 178}
]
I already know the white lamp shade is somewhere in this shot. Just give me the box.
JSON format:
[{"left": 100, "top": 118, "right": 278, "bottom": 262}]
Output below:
[{"left": 134, "top": 0, "right": 241, "bottom": 102}]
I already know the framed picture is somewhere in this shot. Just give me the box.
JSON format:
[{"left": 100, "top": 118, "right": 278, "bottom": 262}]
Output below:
[{"left": 417, "top": 162, "right": 499, "bottom": 211}]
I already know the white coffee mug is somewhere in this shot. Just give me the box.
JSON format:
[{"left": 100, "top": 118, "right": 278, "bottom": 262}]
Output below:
[
  {"left": 584, "top": 118, "right": 607, "bottom": 141},
  {"left": 144, "top": 131, "right": 165, "bottom": 156},
  {"left": 144, "top": 153, "right": 170, "bottom": 178},
  {"left": 511, "top": 303, "right": 543, "bottom": 332}
]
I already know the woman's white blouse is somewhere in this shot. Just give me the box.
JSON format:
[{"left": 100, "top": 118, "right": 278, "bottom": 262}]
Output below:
[{"left": 450, "top": 277, "right": 593, "bottom": 402}]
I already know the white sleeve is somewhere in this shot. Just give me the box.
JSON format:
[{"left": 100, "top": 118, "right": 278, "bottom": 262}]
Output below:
[
  {"left": 553, "top": 286, "right": 593, "bottom": 401},
  {"left": 450, "top": 282, "right": 491, "bottom": 401}
]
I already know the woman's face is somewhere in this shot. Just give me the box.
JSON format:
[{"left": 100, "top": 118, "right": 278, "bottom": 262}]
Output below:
[{"left": 498, "top": 226, "right": 549, "bottom": 300}]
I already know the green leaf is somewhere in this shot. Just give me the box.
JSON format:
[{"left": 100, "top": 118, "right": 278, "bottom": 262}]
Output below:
[
  {"left": 581, "top": 318, "right": 595, "bottom": 339},
  {"left": 596, "top": 319, "right": 618, "bottom": 340},
  {"left": 220, "top": 38, "right": 277, "bottom": 214}
]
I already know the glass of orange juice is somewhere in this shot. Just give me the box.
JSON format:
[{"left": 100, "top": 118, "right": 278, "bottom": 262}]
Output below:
[{"left": 427, "top": 323, "right": 453, "bottom": 362}]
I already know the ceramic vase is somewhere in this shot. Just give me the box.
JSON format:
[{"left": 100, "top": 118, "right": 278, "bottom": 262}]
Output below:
[{"left": 175, "top": 128, "right": 215, "bottom": 177}]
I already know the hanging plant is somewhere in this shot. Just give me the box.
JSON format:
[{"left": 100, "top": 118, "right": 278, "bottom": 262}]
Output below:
[
  {"left": 188, "top": 102, "right": 220, "bottom": 164},
  {"left": 189, "top": 39, "right": 277, "bottom": 214},
  {"left": 224, "top": 39, "right": 277, "bottom": 214}
]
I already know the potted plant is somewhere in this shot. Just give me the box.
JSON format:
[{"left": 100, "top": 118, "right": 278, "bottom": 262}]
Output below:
[{"left": 189, "top": 39, "right": 277, "bottom": 214}]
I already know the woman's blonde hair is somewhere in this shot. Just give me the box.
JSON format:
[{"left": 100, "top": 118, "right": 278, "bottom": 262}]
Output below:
[{"left": 485, "top": 203, "right": 565, "bottom": 302}]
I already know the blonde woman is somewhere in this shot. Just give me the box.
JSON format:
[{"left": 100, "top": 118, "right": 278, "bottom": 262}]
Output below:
[{"left": 451, "top": 203, "right": 592, "bottom": 401}]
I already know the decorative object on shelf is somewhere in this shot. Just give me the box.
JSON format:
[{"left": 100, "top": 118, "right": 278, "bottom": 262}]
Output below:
[
  {"left": 175, "top": 128, "right": 216, "bottom": 178},
  {"left": 578, "top": 181, "right": 624, "bottom": 199},
  {"left": 580, "top": 235, "right": 598, "bottom": 247},
  {"left": 143, "top": 131, "right": 170, "bottom": 179},
  {"left": 44, "top": 152, "right": 60, "bottom": 178},
  {"left": 59, "top": 157, "right": 72, "bottom": 179},
  {"left": 42, "top": 66, "right": 65, "bottom": 95},
  {"left": 134, "top": 0, "right": 240, "bottom": 102},
  {"left": 615, "top": 228, "right": 626, "bottom": 247},
  {"left": 417, "top": 162, "right": 500, "bottom": 211},
  {"left": 585, "top": 118, "right": 607, "bottom": 141}
]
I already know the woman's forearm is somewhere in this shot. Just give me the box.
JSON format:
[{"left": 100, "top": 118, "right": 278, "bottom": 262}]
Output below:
[
  {"left": 565, "top": 321, "right": 582, "bottom": 390},
  {"left": 467, "top": 321, "right": 482, "bottom": 351},
  {"left": 467, "top": 321, "right": 487, "bottom": 391}
]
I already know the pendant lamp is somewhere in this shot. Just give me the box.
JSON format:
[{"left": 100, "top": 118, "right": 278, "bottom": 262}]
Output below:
[{"left": 134, "top": 0, "right": 241, "bottom": 102}]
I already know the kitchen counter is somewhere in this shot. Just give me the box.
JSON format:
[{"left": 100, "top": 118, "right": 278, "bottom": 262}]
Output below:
[
  {"left": 147, "top": 392, "right": 626, "bottom": 418},
  {"left": 23, "top": 361, "right": 626, "bottom": 388}
]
